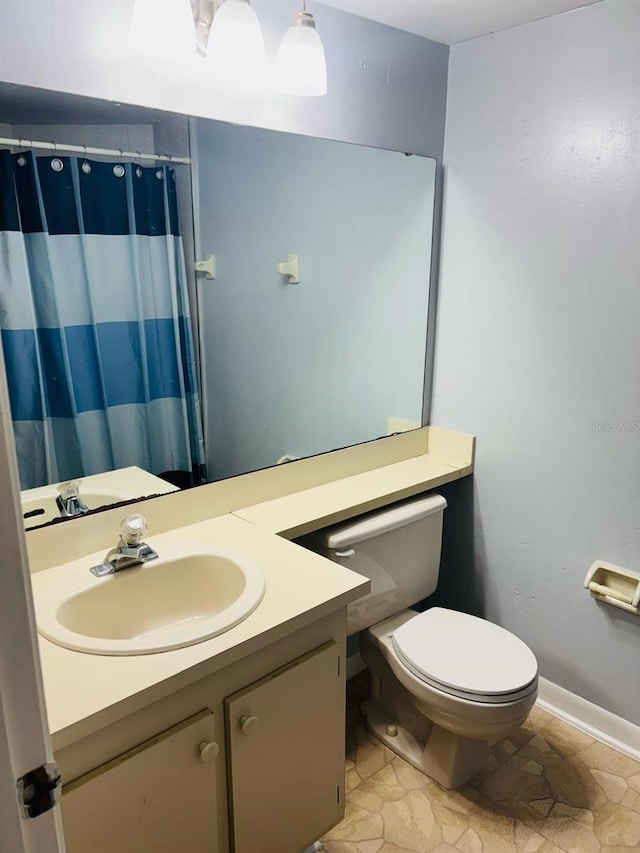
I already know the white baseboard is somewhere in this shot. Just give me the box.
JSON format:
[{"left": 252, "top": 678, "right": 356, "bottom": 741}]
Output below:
[{"left": 537, "top": 677, "right": 640, "bottom": 762}]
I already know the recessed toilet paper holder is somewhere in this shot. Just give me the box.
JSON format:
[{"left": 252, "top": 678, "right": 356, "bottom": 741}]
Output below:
[{"left": 584, "top": 561, "right": 640, "bottom": 615}]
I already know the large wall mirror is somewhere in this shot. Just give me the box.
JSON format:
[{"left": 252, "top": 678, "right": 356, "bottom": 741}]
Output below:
[{"left": 0, "top": 84, "right": 437, "bottom": 530}]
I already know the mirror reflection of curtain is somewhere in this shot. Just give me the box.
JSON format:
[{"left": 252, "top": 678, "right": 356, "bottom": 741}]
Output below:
[{"left": 0, "top": 150, "right": 205, "bottom": 490}]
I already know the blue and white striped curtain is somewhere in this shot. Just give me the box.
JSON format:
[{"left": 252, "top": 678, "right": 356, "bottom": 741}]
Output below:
[{"left": 0, "top": 150, "right": 205, "bottom": 490}]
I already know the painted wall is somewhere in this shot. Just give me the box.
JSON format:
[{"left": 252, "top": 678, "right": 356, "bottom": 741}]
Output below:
[
  {"left": 432, "top": 0, "right": 640, "bottom": 723},
  {"left": 0, "top": 0, "right": 448, "bottom": 157},
  {"left": 195, "top": 120, "right": 436, "bottom": 479}
]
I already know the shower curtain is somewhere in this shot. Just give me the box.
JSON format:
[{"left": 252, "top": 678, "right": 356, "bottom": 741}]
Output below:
[{"left": 0, "top": 149, "right": 205, "bottom": 490}]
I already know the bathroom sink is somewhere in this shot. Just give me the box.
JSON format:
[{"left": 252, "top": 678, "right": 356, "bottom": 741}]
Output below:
[
  {"left": 21, "top": 490, "right": 124, "bottom": 525},
  {"left": 34, "top": 550, "right": 266, "bottom": 655},
  {"left": 20, "top": 467, "right": 179, "bottom": 527}
]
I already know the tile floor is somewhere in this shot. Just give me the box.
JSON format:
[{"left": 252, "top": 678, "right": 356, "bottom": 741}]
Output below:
[{"left": 321, "top": 674, "right": 640, "bottom": 853}]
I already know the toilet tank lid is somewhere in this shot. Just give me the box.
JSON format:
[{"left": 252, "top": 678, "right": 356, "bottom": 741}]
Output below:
[{"left": 317, "top": 493, "right": 447, "bottom": 550}]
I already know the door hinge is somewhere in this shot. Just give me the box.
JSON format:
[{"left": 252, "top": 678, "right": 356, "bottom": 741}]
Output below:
[{"left": 17, "top": 762, "right": 61, "bottom": 818}]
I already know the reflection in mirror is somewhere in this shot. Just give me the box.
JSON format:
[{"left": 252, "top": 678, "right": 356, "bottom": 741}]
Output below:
[
  {"left": 195, "top": 120, "right": 436, "bottom": 480},
  {"left": 0, "top": 85, "right": 437, "bottom": 530}
]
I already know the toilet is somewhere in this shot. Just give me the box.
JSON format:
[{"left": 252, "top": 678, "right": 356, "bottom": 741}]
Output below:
[{"left": 300, "top": 493, "right": 538, "bottom": 789}]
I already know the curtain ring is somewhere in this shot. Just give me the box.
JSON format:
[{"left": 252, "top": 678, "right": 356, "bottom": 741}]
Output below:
[
  {"left": 50, "top": 142, "right": 64, "bottom": 172},
  {"left": 16, "top": 141, "right": 28, "bottom": 167},
  {"left": 81, "top": 145, "right": 92, "bottom": 175},
  {"left": 113, "top": 150, "right": 126, "bottom": 178}
]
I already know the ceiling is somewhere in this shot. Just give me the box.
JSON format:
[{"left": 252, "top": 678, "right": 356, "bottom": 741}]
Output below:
[{"left": 318, "top": 0, "right": 603, "bottom": 45}]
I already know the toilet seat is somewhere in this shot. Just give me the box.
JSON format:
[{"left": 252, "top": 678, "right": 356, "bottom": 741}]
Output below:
[{"left": 391, "top": 608, "right": 538, "bottom": 705}]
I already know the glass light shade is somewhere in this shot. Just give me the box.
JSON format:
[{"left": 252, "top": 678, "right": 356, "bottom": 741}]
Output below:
[
  {"left": 274, "top": 12, "right": 327, "bottom": 97},
  {"left": 206, "top": 0, "right": 267, "bottom": 88},
  {"left": 129, "top": 0, "right": 195, "bottom": 61}
]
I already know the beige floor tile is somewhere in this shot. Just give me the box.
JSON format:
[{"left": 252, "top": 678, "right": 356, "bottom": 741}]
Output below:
[
  {"left": 529, "top": 706, "right": 554, "bottom": 732},
  {"left": 578, "top": 741, "right": 640, "bottom": 778},
  {"left": 323, "top": 803, "right": 384, "bottom": 844},
  {"left": 430, "top": 802, "right": 469, "bottom": 844},
  {"left": 514, "top": 822, "right": 547, "bottom": 852},
  {"left": 353, "top": 738, "right": 388, "bottom": 781},
  {"left": 323, "top": 678, "right": 640, "bottom": 853},
  {"left": 322, "top": 843, "right": 361, "bottom": 853},
  {"left": 538, "top": 814, "right": 601, "bottom": 853},
  {"left": 543, "top": 755, "right": 607, "bottom": 810},
  {"left": 467, "top": 804, "right": 519, "bottom": 852},
  {"left": 589, "top": 768, "right": 628, "bottom": 803},
  {"left": 455, "top": 826, "right": 483, "bottom": 853},
  {"left": 381, "top": 789, "right": 443, "bottom": 851},
  {"left": 348, "top": 788, "right": 385, "bottom": 814},
  {"left": 479, "top": 763, "right": 551, "bottom": 803},
  {"left": 621, "top": 786, "right": 640, "bottom": 814},
  {"left": 539, "top": 717, "right": 595, "bottom": 757},
  {"left": 358, "top": 764, "right": 409, "bottom": 804},
  {"left": 593, "top": 801, "right": 640, "bottom": 847}
]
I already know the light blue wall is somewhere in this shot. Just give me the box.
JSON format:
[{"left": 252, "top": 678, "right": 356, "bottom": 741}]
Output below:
[
  {"left": 433, "top": 0, "right": 640, "bottom": 723},
  {"left": 196, "top": 120, "right": 436, "bottom": 479}
]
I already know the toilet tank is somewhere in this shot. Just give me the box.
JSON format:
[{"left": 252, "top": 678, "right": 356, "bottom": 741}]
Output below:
[{"left": 297, "top": 493, "right": 447, "bottom": 635}]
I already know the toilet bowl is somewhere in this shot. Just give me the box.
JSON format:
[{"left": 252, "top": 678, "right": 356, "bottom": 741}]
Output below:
[
  {"left": 361, "top": 609, "right": 537, "bottom": 788},
  {"left": 299, "top": 493, "right": 538, "bottom": 789}
]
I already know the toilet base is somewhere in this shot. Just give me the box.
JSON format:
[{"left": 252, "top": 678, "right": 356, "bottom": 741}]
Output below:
[{"left": 362, "top": 696, "right": 489, "bottom": 789}]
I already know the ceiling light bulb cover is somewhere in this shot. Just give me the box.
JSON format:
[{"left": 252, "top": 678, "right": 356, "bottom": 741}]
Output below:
[
  {"left": 274, "top": 10, "right": 328, "bottom": 97},
  {"left": 206, "top": 0, "right": 267, "bottom": 88},
  {"left": 129, "top": 0, "right": 196, "bottom": 61}
]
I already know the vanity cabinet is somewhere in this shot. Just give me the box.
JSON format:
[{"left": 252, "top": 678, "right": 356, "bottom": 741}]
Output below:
[
  {"left": 61, "top": 710, "right": 220, "bottom": 853},
  {"left": 226, "top": 642, "right": 343, "bottom": 853},
  {"left": 54, "top": 611, "right": 347, "bottom": 853}
]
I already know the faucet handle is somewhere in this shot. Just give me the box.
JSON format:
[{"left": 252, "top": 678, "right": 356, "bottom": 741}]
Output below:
[
  {"left": 57, "top": 480, "right": 81, "bottom": 499},
  {"left": 120, "top": 515, "right": 148, "bottom": 547}
]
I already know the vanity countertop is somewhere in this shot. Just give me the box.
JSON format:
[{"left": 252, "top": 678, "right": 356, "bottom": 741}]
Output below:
[
  {"left": 35, "top": 512, "right": 369, "bottom": 750},
  {"left": 32, "top": 427, "right": 475, "bottom": 750}
]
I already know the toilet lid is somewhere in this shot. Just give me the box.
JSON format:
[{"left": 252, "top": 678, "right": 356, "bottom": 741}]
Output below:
[{"left": 392, "top": 608, "right": 538, "bottom": 703}]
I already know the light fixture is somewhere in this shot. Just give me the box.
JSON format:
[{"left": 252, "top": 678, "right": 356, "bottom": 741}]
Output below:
[
  {"left": 128, "top": 0, "right": 328, "bottom": 96},
  {"left": 274, "top": 2, "right": 327, "bottom": 97},
  {"left": 206, "top": 0, "right": 267, "bottom": 88},
  {"left": 129, "top": 0, "right": 196, "bottom": 62}
]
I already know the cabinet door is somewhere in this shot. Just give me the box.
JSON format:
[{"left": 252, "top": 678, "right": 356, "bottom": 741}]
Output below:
[
  {"left": 61, "top": 710, "right": 220, "bottom": 853},
  {"left": 226, "top": 641, "right": 344, "bottom": 853}
]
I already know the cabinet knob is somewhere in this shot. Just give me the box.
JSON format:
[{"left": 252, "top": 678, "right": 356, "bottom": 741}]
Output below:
[
  {"left": 239, "top": 715, "right": 259, "bottom": 736},
  {"left": 198, "top": 741, "right": 219, "bottom": 763}
]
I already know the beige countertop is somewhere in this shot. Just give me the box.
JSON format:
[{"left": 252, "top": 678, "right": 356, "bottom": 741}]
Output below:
[
  {"left": 235, "top": 453, "right": 470, "bottom": 538},
  {"left": 34, "top": 513, "right": 369, "bottom": 750},
  {"left": 30, "top": 427, "right": 475, "bottom": 751}
]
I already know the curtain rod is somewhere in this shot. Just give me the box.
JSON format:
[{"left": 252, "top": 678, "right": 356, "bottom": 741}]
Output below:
[{"left": 0, "top": 137, "right": 191, "bottom": 165}]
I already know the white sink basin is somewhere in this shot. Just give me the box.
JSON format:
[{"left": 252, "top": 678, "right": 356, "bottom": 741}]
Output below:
[
  {"left": 34, "top": 549, "right": 265, "bottom": 655},
  {"left": 20, "top": 467, "right": 179, "bottom": 527},
  {"left": 22, "top": 490, "right": 125, "bottom": 525}
]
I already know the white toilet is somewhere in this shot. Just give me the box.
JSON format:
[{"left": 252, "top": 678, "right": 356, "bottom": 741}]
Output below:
[{"left": 302, "top": 493, "right": 538, "bottom": 789}]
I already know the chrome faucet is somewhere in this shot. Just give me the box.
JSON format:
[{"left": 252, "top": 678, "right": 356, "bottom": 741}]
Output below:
[
  {"left": 90, "top": 515, "right": 158, "bottom": 577},
  {"left": 56, "top": 480, "right": 89, "bottom": 518}
]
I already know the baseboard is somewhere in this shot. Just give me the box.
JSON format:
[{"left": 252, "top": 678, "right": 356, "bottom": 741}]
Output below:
[
  {"left": 537, "top": 677, "right": 640, "bottom": 761},
  {"left": 346, "top": 652, "right": 366, "bottom": 680}
]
